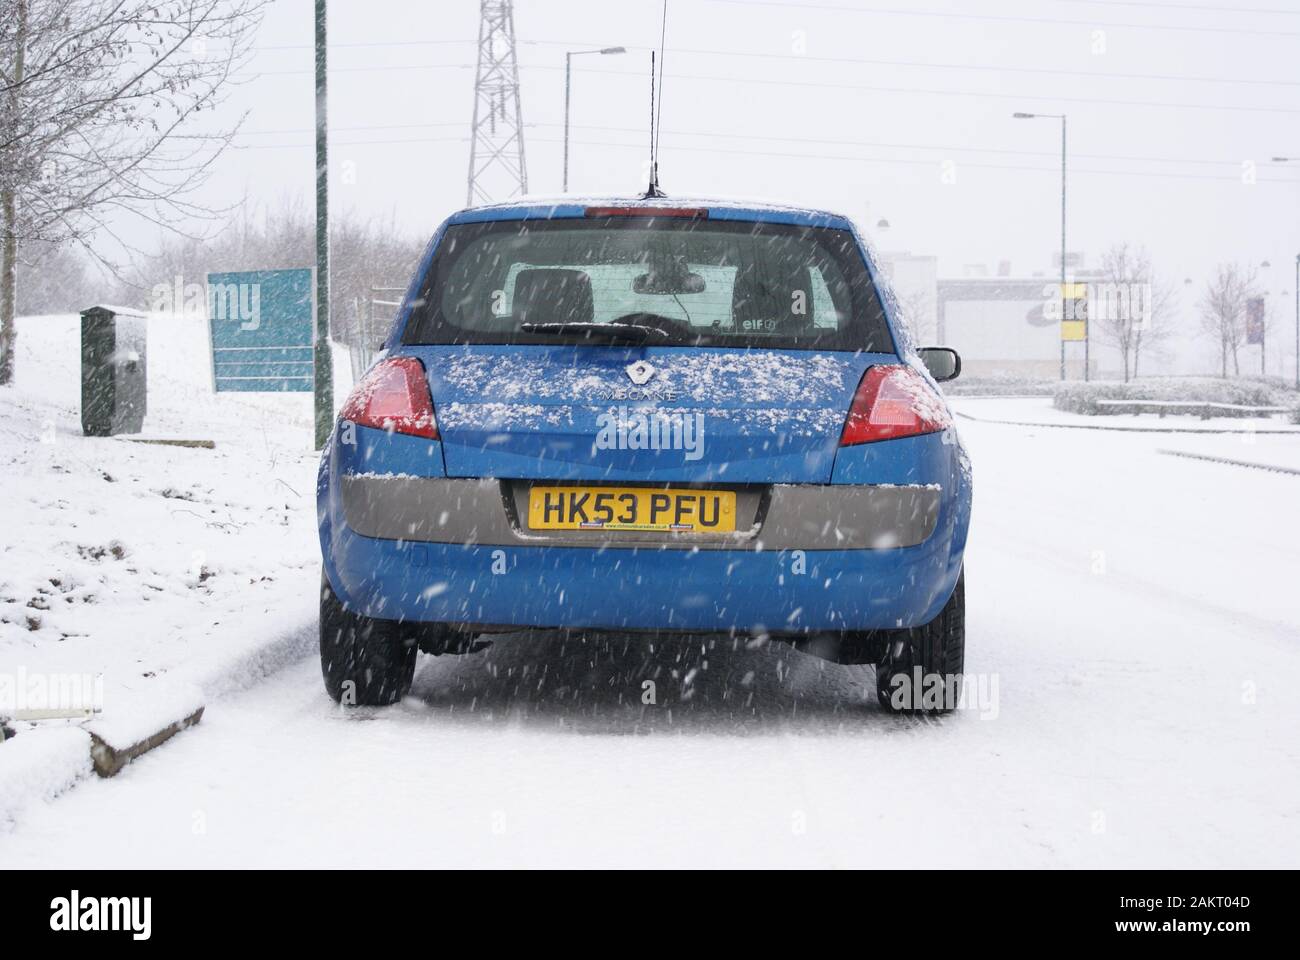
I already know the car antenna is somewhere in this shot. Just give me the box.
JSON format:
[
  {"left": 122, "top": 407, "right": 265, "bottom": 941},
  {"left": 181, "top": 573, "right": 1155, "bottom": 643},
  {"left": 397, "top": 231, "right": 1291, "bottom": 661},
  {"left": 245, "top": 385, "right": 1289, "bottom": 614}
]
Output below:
[{"left": 641, "top": 0, "right": 669, "bottom": 199}]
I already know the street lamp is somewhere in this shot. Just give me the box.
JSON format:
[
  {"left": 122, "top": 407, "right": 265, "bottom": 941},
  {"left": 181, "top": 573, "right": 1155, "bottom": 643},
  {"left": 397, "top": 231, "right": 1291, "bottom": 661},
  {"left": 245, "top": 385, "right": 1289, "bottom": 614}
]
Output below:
[
  {"left": 1275, "top": 157, "right": 1299, "bottom": 388},
  {"left": 1014, "top": 112, "right": 1075, "bottom": 379},
  {"left": 564, "top": 46, "right": 626, "bottom": 192}
]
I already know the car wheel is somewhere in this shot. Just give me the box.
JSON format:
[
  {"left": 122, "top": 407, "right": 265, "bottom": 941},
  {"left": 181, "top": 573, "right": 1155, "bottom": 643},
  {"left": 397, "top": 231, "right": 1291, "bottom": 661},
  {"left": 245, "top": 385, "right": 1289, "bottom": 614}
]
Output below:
[
  {"left": 875, "top": 572, "right": 965, "bottom": 714},
  {"left": 319, "top": 572, "right": 417, "bottom": 706}
]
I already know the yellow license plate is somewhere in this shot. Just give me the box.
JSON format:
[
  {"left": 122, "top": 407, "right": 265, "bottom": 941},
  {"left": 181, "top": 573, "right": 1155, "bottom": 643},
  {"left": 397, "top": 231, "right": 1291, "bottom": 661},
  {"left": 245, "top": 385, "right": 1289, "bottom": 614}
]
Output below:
[{"left": 527, "top": 486, "right": 736, "bottom": 533}]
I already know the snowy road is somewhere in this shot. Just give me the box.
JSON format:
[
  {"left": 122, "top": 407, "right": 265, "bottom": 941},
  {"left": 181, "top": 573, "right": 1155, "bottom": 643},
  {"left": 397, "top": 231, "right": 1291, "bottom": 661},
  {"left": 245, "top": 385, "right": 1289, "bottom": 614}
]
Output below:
[{"left": 3, "top": 411, "right": 1299, "bottom": 868}]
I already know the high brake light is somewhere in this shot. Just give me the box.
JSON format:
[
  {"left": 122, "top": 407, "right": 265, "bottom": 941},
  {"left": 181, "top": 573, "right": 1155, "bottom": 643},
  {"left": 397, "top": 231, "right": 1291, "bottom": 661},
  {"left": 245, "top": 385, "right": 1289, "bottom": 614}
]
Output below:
[
  {"left": 585, "top": 206, "right": 708, "bottom": 219},
  {"left": 339, "top": 357, "right": 438, "bottom": 440},
  {"left": 839, "top": 364, "right": 951, "bottom": 446}
]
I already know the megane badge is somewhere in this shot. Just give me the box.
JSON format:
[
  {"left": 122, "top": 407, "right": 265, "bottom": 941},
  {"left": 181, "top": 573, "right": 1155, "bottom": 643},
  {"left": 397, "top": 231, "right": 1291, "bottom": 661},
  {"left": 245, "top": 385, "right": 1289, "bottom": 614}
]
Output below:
[{"left": 625, "top": 360, "right": 656, "bottom": 385}]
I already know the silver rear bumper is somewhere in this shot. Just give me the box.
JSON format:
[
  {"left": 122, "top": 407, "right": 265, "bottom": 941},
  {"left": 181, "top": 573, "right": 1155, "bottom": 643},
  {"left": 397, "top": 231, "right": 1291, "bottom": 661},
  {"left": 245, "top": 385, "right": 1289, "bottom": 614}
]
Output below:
[{"left": 340, "top": 476, "right": 940, "bottom": 551}]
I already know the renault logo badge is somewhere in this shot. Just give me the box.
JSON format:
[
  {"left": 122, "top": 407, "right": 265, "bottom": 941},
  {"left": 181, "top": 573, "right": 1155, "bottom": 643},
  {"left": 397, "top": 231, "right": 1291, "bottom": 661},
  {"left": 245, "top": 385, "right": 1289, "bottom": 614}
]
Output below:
[{"left": 625, "top": 360, "right": 656, "bottom": 385}]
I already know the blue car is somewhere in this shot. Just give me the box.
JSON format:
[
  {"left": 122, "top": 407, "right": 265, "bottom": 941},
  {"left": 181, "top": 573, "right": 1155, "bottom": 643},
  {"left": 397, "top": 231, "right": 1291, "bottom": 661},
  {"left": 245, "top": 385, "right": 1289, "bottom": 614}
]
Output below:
[{"left": 317, "top": 197, "right": 971, "bottom": 711}]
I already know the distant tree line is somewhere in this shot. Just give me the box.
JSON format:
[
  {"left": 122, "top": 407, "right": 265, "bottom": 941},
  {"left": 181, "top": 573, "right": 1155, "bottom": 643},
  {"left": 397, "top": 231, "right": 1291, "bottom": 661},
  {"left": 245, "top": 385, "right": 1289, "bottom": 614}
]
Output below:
[{"left": 130, "top": 198, "right": 427, "bottom": 348}]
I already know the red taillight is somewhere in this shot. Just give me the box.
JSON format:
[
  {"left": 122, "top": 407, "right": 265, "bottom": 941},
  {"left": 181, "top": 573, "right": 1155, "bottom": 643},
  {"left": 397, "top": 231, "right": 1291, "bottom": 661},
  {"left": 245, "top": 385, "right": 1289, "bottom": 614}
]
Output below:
[
  {"left": 839, "top": 365, "right": 950, "bottom": 446},
  {"left": 339, "top": 357, "right": 438, "bottom": 440}
]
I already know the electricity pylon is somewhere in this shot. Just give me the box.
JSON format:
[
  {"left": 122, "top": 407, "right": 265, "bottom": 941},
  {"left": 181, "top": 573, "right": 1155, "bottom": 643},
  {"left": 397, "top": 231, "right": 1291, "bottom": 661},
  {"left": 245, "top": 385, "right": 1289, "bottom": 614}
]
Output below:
[{"left": 466, "top": 0, "right": 528, "bottom": 206}]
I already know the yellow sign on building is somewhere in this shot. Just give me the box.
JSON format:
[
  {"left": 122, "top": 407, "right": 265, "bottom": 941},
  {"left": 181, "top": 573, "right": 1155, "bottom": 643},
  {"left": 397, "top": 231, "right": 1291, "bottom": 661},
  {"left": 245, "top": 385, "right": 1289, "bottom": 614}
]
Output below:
[{"left": 1059, "top": 282, "right": 1087, "bottom": 340}]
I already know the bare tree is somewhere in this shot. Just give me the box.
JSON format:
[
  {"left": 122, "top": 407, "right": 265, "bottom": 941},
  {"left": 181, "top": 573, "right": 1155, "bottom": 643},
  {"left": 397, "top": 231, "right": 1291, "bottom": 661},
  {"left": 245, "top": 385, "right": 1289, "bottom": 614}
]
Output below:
[
  {"left": 1199, "top": 262, "right": 1260, "bottom": 378},
  {"left": 0, "top": 0, "right": 267, "bottom": 385},
  {"left": 1130, "top": 281, "right": 1175, "bottom": 380},
  {"left": 1092, "top": 243, "right": 1175, "bottom": 382},
  {"left": 893, "top": 282, "right": 937, "bottom": 344}
]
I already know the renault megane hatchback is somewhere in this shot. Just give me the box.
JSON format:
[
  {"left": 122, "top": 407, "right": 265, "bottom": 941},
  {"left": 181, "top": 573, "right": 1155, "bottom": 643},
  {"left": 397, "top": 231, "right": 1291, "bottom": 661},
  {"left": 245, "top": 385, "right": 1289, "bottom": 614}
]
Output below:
[{"left": 317, "top": 197, "right": 972, "bottom": 712}]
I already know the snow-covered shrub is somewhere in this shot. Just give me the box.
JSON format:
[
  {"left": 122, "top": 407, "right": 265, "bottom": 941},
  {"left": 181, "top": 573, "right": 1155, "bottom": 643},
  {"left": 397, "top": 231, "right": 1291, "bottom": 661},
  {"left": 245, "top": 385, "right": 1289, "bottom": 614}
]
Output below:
[{"left": 1053, "top": 378, "right": 1289, "bottom": 418}]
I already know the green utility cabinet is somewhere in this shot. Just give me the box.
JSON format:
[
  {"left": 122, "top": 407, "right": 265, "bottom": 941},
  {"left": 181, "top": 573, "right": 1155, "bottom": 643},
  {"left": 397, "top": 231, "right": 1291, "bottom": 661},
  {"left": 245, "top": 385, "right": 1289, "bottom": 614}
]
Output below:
[{"left": 80, "top": 305, "right": 147, "bottom": 436}]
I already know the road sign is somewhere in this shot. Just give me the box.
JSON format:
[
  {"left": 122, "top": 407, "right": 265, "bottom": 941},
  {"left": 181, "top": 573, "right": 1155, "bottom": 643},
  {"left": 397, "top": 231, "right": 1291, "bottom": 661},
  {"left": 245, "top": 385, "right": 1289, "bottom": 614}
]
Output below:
[
  {"left": 207, "top": 268, "right": 314, "bottom": 392},
  {"left": 1060, "top": 320, "right": 1087, "bottom": 342}
]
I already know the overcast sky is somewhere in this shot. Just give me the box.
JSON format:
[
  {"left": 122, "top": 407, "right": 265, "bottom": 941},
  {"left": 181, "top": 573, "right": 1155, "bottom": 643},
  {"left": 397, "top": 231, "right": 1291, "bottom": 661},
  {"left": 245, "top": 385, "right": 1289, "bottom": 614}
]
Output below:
[{"left": 174, "top": 0, "right": 1299, "bottom": 306}]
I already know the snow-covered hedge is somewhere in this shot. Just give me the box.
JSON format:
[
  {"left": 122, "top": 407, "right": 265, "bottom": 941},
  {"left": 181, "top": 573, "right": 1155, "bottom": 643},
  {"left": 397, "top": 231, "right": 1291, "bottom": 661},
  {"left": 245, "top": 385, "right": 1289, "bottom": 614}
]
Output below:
[{"left": 1053, "top": 378, "right": 1292, "bottom": 418}]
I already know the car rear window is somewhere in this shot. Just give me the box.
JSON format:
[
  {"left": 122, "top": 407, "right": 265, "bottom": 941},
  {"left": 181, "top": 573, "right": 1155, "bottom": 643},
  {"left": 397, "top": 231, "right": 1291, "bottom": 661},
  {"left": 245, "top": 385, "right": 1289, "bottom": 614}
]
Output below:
[{"left": 401, "top": 216, "right": 894, "bottom": 352}]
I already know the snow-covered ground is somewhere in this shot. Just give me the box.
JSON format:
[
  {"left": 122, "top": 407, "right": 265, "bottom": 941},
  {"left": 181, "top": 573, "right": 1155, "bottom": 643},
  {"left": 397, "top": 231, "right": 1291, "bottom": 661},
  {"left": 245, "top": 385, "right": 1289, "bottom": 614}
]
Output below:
[
  {"left": 2, "top": 367, "right": 1298, "bottom": 864},
  {"left": 0, "top": 313, "right": 351, "bottom": 822}
]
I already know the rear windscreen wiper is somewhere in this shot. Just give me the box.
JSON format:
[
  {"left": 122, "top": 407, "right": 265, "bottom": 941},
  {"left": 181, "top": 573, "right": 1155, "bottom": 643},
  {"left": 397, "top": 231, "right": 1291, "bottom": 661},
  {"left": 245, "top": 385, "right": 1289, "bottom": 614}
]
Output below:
[{"left": 518, "top": 321, "right": 672, "bottom": 343}]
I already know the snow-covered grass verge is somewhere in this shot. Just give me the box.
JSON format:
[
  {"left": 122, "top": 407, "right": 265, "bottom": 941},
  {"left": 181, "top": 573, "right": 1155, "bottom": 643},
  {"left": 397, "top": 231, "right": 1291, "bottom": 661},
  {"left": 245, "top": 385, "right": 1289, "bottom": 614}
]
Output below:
[
  {"left": 0, "top": 312, "right": 345, "bottom": 828},
  {"left": 1053, "top": 377, "right": 1297, "bottom": 418}
]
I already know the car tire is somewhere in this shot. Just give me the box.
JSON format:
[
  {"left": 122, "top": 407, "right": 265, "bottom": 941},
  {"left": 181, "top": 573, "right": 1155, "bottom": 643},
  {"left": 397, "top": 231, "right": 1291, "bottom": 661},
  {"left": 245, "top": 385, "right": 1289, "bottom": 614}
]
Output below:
[
  {"left": 875, "top": 572, "right": 965, "bottom": 714},
  {"left": 319, "top": 572, "right": 417, "bottom": 706}
]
